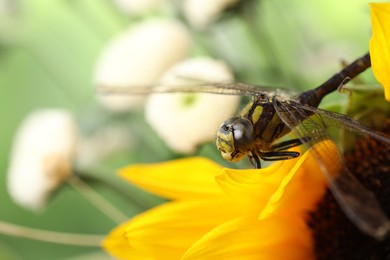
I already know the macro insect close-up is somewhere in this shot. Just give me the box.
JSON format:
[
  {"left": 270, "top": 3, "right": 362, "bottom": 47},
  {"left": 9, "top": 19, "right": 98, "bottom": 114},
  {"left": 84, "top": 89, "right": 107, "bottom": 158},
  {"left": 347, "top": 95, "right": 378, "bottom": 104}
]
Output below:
[
  {"left": 98, "top": 52, "right": 390, "bottom": 241},
  {"left": 2, "top": 1, "right": 390, "bottom": 259}
]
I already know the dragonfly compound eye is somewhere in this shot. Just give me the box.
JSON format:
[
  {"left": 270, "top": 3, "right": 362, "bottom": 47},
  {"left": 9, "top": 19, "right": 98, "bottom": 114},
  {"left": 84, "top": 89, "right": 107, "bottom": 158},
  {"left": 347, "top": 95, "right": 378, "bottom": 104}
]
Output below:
[{"left": 216, "top": 116, "right": 254, "bottom": 162}]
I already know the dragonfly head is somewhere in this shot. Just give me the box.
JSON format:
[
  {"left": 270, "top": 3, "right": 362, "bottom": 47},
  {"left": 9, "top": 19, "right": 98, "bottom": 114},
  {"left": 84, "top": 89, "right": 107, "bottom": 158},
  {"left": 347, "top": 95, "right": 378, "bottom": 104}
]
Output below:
[{"left": 216, "top": 115, "right": 254, "bottom": 162}]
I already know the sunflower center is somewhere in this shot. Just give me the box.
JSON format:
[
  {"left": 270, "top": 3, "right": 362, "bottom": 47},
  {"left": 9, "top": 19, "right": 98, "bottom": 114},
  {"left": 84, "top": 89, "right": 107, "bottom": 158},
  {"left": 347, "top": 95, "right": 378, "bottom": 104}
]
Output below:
[{"left": 308, "top": 118, "right": 390, "bottom": 260}]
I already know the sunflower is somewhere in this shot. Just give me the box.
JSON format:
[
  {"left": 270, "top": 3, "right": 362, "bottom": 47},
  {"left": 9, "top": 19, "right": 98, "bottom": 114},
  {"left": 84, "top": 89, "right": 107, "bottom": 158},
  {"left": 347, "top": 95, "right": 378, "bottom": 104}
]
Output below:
[
  {"left": 370, "top": 2, "right": 390, "bottom": 100},
  {"left": 103, "top": 141, "right": 339, "bottom": 259},
  {"left": 103, "top": 3, "right": 390, "bottom": 259}
]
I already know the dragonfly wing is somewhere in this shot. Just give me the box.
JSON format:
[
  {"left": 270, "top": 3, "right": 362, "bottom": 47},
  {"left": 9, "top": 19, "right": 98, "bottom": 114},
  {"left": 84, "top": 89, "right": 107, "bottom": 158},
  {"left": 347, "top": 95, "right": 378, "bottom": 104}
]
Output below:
[
  {"left": 288, "top": 100, "right": 390, "bottom": 145},
  {"left": 273, "top": 99, "right": 390, "bottom": 240},
  {"left": 97, "top": 81, "right": 281, "bottom": 96}
]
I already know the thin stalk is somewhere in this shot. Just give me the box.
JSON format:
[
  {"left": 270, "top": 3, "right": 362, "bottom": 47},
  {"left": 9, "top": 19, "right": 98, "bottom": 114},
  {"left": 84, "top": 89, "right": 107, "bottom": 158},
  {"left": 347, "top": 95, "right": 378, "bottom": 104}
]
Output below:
[
  {"left": 68, "top": 175, "right": 128, "bottom": 224},
  {"left": 0, "top": 220, "right": 103, "bottom": 247}
]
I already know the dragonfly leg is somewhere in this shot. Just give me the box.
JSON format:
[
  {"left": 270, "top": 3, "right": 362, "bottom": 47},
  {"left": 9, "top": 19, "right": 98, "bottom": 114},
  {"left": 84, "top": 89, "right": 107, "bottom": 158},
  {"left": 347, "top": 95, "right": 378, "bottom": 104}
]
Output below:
[
  {"left": 249, "top": 140, "right": 306, "bottom": 168},
  {"left": 248, "top": 152, "right": 262, "bottom": 169},
  {"left": 270, "top": 137, "right": 311, "bottom": 151},
  {"left": 260, "top": 151, "right": 300, "bottom": 161}
]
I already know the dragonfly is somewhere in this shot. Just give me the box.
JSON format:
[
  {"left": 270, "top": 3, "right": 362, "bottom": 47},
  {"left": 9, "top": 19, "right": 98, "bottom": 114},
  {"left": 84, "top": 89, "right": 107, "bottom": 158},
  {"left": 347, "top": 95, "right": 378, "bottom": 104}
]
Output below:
[{"left": 98, "top": 52, "right": 390, "bottom": 240}]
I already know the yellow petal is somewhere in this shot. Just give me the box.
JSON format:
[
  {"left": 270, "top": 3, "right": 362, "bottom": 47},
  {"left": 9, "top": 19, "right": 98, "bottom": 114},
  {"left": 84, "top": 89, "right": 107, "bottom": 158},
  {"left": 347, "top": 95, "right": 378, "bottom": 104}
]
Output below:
[
  {"left": 259, "top": 140, "right": 337, "bottom": 221},
  {"left": 370, "top": 2, "right": 390, "bottom": 101},
  {"left": 182, "top": 216, "right": 313, "bottom": 260},
  {"left": 102, "top": 221, "right": 154, "bottom": 260},
  {"left": 105, "top": 198, "right": 244, "bottom": 259},
  {"left": 120, "top": 157, "right": 224, "bottom": 199},
  {"left": 216, "top": 158, "right": 299, "bottom": 212}
]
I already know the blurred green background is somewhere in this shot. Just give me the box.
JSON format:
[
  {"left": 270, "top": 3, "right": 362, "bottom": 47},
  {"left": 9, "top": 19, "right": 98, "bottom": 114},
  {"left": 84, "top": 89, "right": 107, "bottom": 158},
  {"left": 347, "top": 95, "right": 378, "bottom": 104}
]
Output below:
[{"left": 0, "top": 0, "right": 382, "bottom": 259}]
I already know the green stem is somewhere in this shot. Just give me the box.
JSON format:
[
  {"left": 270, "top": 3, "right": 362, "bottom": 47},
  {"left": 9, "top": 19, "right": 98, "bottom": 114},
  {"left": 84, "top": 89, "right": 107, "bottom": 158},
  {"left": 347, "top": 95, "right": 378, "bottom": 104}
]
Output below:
[
  {"left": 0, "top": 220, "right": 103, "bottom": 247},
  {"left": 68, "top": 175, "right": 128, "bottom": 224}
]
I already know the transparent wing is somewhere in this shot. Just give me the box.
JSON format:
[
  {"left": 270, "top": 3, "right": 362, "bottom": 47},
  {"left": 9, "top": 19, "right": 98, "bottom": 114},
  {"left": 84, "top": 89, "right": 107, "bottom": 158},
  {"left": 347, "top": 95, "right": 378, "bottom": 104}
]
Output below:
[
  {"left": 289, "top": 101, "right": 390, "bottom": 145},
  {"left": 273, "top": 99, "right": 390, "bottom": 240},
  {"left": 96, "top": 81, "right": 283, "bottom": 97}
]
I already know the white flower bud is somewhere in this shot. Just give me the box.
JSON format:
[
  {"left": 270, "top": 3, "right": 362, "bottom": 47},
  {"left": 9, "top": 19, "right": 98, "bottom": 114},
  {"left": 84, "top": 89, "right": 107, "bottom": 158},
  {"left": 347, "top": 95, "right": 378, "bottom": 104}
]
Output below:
[
  {"left": 183, "top": 0, "right": 240, "bottom": 29},
  {"left": 145, "top": 57, "right": 240, "bottom": 153},
  {"left": 7, "top": 109, "right": 77, "bottom": 211},
  {"left": 113, "top": 0, "right": 166, "bottom": 15},
  {"left": 95, "top": 19, "right": 191, "bottom": 112}
]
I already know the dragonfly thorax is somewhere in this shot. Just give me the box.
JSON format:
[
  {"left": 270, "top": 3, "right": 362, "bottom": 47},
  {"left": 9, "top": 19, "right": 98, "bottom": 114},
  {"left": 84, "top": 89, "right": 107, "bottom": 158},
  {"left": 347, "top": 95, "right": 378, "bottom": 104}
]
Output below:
[{"left": 216, "top": 115, "right": 254, "bottom": 162}]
